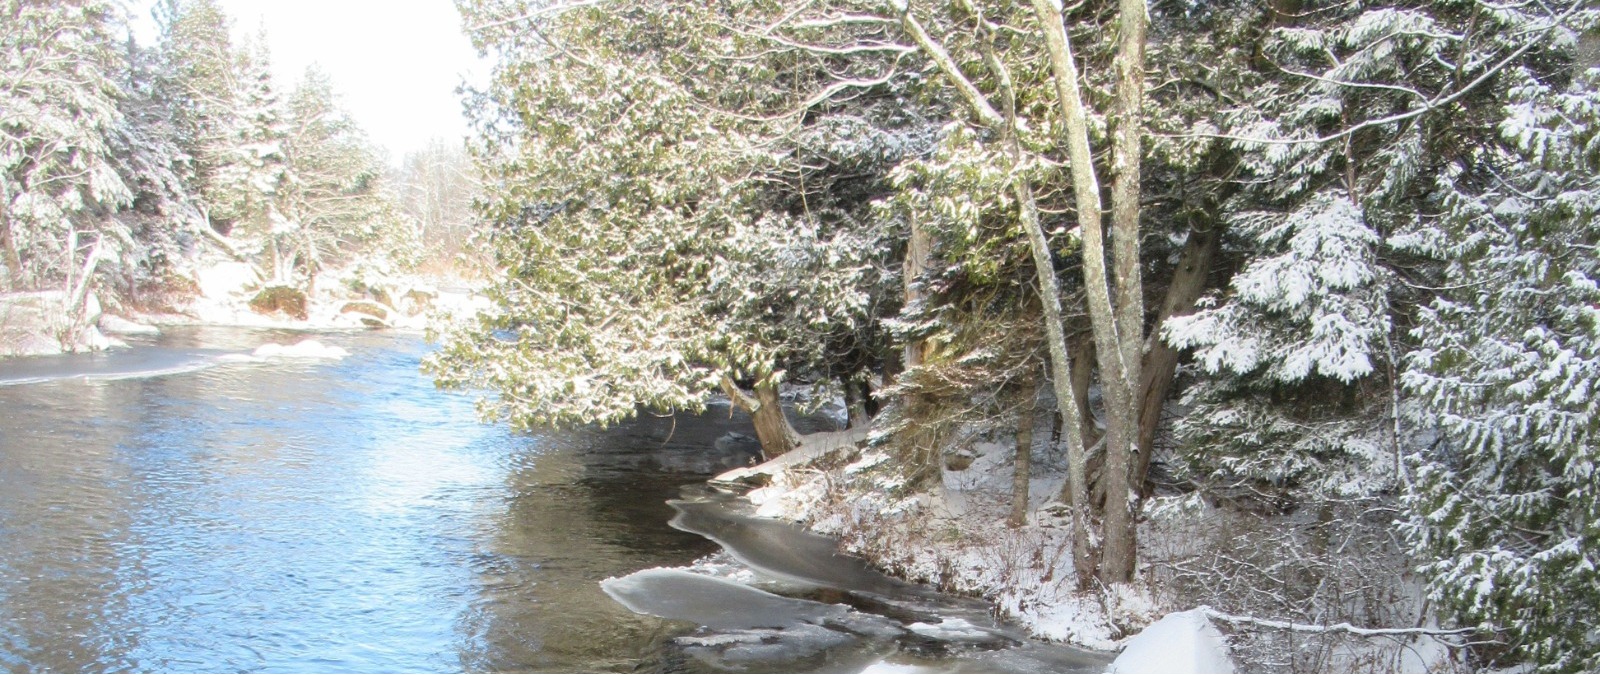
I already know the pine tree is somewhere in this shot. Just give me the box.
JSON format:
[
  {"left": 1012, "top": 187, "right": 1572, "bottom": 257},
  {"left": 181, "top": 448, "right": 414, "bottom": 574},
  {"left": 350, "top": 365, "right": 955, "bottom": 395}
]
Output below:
[
  {"left": 1404, "top": 62, "right": 1600, "bottom": 673},
  {"left": 210, "top": 30, "right": 288, "bottom": 250},
  {"left": 155, "top": 0, "right": 238, "bottom": 232},
  {"left": 274, "top": 66, "right": 410, "bottom": 289},
  {"left": 0, "top": 0, "right": 132, "bottom": 344}
]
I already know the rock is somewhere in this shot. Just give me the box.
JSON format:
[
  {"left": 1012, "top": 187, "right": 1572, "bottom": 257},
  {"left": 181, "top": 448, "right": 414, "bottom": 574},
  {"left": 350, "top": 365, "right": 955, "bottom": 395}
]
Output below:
[
  {"left": 1109, "top": 609, "right": 1235, "bottom": 674},
  {"left": 252, "top": 339, "right": 349, "bottom": 359},
  {"left": 248, "top": 285, "right": 308, "bottom": 320},
  {"left": 339, "top": 300, "right": 389, "bottom": 320},
  {"left": 399, "top": 287, "right": 437, "bottom": 316},
  {"left": 339, "top": 300, "right": 392, "bottom": 328}
]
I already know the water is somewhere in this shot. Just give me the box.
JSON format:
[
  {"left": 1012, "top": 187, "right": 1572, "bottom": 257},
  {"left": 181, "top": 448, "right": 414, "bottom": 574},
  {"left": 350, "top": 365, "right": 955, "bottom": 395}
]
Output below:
[{"left": 0, "top": 328, "right": 1108, "bottom": 673}]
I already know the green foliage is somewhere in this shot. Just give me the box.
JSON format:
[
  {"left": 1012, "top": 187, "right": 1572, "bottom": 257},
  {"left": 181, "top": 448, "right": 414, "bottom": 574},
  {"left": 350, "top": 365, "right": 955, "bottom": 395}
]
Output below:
[
  {"left": 1404, "top": 65, "right": 1600, "bottom": 672},
  {"left": 429, "top": 0, "right": 918, "bottom": 429}
]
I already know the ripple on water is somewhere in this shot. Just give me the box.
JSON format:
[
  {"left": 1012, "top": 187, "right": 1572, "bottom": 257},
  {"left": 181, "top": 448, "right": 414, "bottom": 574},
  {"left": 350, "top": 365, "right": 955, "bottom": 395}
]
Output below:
[{"left": 0, "top": 328, "right": 732, "bottom": 673}]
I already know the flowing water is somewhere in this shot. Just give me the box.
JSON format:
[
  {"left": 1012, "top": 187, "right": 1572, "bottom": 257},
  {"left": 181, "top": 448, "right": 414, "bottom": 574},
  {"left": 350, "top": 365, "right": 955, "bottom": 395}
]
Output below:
[{"left": 0, "top": 328, "right": 1107, "bottom": 673}]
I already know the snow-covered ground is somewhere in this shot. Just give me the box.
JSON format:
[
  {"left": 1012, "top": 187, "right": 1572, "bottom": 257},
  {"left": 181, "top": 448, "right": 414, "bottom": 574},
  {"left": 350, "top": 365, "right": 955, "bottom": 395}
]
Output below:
[
  {"left": 737, "top": 429, "right": 1462, "bottom": 673},
  {"left": 130, "top": 256, "right": 490, "bottom": 334}
]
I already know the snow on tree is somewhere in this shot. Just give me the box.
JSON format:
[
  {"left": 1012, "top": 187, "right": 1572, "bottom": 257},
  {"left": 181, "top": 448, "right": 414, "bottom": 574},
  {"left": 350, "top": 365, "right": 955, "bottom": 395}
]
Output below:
[
  {"left": 154, "top": 0, "right": 238, "bottom": 229},
  {"left": 103, "top": 30, "right": 203, "bottom": 305},
  {"left": 430, "top": 0, "right": 918, "bottom": 456},
  {"left": 1403, "top": 62, "right": 1600, "bottom": 672},
  {"left": 207, "top": 29, "right": 288, "bottom": 262},
  {"left": 274, "top": 66, "right": 414, "bottom": 289},
  {"left": 1, "top": 0, "right": 132, "bottom": 345}
]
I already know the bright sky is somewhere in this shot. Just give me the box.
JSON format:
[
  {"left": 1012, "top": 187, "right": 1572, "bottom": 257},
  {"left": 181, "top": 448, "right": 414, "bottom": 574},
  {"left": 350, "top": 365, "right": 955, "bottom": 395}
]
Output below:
[{"left": 134, "top": 0, "right": 487, "bottom": 160}]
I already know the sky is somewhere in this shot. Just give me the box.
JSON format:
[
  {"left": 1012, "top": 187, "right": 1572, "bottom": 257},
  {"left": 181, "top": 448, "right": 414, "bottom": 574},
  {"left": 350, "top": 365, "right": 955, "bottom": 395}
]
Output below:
[{"left": 133, "top": 0, "right": 488, "bottom": 160}]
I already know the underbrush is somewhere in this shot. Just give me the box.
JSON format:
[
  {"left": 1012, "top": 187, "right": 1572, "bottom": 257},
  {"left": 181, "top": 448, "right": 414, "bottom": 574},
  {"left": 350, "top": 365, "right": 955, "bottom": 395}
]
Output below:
[{"left": 752, "top": 439, "right": 1469, "bottom": 672}]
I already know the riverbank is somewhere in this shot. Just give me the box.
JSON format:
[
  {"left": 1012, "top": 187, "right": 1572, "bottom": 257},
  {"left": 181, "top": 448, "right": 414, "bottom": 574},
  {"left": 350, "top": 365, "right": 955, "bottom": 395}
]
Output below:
[
  {"left": 719, "top": 429, "right": 1459, "bottom": 673},
  {"left": 1, "top": 257, "right": 489, "bottom": 359}
]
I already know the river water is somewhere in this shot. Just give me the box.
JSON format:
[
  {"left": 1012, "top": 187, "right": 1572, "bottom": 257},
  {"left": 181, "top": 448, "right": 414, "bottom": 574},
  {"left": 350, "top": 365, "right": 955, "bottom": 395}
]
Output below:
[{"left": 0, "top": 328, "right": 1107, "bottom": 673}]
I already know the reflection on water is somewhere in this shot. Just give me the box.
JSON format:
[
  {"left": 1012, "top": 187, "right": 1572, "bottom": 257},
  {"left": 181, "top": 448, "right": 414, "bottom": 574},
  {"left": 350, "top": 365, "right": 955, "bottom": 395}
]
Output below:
[{"left": 0, "top": 327, "right": 797, "bottom": 673}]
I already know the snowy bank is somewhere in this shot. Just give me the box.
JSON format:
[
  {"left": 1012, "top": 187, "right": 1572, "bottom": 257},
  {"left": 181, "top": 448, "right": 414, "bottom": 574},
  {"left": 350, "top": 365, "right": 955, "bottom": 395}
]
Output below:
[
  {"left": 1, "top": 291, "right": 118, "bottom": 357},
  {"left": 1108, "top": 609, "right": 1236, "bottom": 674},
  {"left": 152, "top": 256, "right": 489, "bottom": 333}
]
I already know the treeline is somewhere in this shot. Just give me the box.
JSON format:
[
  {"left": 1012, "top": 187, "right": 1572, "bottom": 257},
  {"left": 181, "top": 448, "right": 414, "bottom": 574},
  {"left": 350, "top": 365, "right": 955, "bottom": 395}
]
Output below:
[
  {"left": 1, "top": 0, "right": 475, "bottom": 345},
  {"left": 431, "top": 0, "right": 1599, "bottom": 671}
]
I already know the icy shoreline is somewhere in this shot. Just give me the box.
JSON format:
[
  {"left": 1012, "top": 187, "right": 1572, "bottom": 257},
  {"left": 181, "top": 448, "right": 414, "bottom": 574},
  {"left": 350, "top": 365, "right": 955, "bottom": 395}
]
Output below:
[{"left": 718, "top": 434, "right": 1149, "bottom": 652}]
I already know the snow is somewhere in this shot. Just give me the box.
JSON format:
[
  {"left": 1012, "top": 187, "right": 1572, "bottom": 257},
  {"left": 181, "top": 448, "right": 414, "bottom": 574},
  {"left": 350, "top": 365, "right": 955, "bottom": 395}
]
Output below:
[
  {"left": 858, "top": 660, "right": 935, "bottom": 673},
  {"left": 905, "top": 618, "right": 996, "bottom": 641},
  {"left": 1108, "top": 609, "right": 1236, "bottom": 674},
  {"left": 99, "top": 315, "right": 161, "bottom": 336},
  {"left": 251, "top": 339, "right": 349, "bottom": 360}
]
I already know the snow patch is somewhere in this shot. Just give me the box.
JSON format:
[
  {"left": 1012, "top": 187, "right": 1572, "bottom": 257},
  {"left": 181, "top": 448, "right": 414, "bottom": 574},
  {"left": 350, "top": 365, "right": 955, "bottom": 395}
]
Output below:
[
  {"left": 1109, "top": 609, "right": 1236, "bottom": 674},
  {"left": 252, "top": 339, "right": 349, "bottom": 360},
  {"left": 906, "top": 618, "right": 995, "bottom": 641}
]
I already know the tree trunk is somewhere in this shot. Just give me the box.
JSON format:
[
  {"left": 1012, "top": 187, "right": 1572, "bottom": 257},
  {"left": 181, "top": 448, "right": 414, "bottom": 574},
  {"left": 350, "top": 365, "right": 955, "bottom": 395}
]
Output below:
[
  {"left": 843, "top": 377, "right": 875, "bottom": 429},
  {"left": 1031, "top": 0, "right": 1148, "bottom": 586},
  {"left": 722, "top": 375, "right": 801, "bottom": 461},
  {"left": 0, "top": 178, "right": 22, "bottom": 289},
  {"left": 62, "top": 232, "right": 104, "bottom": 350},
  {"left": 1133, "top": 221, "right": 1220, "bottom": 500},
  {"left": 0, "top": 210, "right": 21, "bottom": 289},
  {"left": 1015, "top": 178, "right": 1094, "bottom": 583},
  {"left": 1011, "top": 388, "right": 1037, "bottom": 528},
  {"left": 1098, "top": 0, "right": 1152, "bottom": 587},
  {"left": 903, "top": 218, "right": 933, "bottom": 370},
  {"left": 1070, "top": 333, "right": 1099, "bottom": 452}
]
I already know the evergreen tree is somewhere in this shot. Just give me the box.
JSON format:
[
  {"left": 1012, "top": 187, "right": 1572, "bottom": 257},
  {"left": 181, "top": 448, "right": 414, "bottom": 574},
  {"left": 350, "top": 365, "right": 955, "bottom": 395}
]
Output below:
[
  {"left": 155, "top": 0, "right": 238, "bottom": 231},
  {"left": 0, "top": 0, "right": 131, "bottom": 342},
  {"left": 275, "top": 66, "right": 411, "bottom": 289},
  {"left": 1404, "top": 59, "right": 1600, "bottom": 673}
]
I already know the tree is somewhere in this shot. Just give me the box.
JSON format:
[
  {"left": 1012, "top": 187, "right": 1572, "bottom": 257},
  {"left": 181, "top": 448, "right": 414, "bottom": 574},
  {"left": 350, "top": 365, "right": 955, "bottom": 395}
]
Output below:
[
  {"left": 1404, "top": 54, "right": 1600, "bottom": 674},
  {"left": 431, "top": 0, "right": 920, "bottom": 457},
  {"left": 273, "top": 66, "right": 412, "bottom": 290},
  {"left": 394, "top": 138, "right": 482, "bottom": 275},
  {"left": 208, "top": 30, "right": 289, "bottom": 262},
  {"left": 1, "top": 0, "right": 131, "bottom": 344},
  {"left": 155, "top": 0, "right": 237, "bottom": 229}
]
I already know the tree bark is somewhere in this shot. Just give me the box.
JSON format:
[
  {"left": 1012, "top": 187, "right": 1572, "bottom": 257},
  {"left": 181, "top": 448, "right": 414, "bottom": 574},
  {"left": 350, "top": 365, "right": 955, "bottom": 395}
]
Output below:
[
  {"left": 1070, "top": 333, "right": 1099, "bottom": 452},
  {"left": 1132, "top": 221, "right": 1220, "bottom": 499},
  {"left": 722, "top": 375, "right": 802, "bottom": 461},
  {"left": 843, "top": 377, "right": 875, "bottom": 428},
  {"left": 903, "top": 219, "right": 933, "bottom": 370},
  {"left": 1011, "top": 390, "right": 1036, "bottom": 528},
  {"left": 1015, "top": 178, "right": 1093, "bottom": 582},
  {"left": 0, "top": 212, "right": 21, "bottom": 289},
  {"left": 1032, "top": 0, "right": 1144, "bottom": 585},
  {"left": 1098, "top": 0, "right": 1152, "bottom": 586}
]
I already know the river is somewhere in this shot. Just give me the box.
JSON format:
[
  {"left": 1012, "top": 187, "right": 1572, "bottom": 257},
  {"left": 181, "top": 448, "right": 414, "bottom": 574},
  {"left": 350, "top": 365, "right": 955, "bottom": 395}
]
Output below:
[{"left": 0, "top": 328, "right": 1107, "bottom": 673}]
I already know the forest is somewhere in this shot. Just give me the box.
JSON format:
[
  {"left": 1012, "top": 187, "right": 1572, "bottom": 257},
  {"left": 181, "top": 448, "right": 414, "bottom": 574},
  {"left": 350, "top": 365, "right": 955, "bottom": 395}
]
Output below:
[
  {"left": 4, "top": 0, "right": 1599, "bottom": 672},
  {"left": 1, "top": 0, "right": 476, "bottom": 353},
  {"left": 425, "top": 0, "right": 1600, "bottom": 672}
]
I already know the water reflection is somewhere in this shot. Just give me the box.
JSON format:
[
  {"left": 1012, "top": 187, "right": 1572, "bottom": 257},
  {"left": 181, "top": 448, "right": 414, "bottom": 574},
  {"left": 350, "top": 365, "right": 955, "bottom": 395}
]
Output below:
[{"left": 0, "top": 328, "right": 786, "bottom": 672}]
